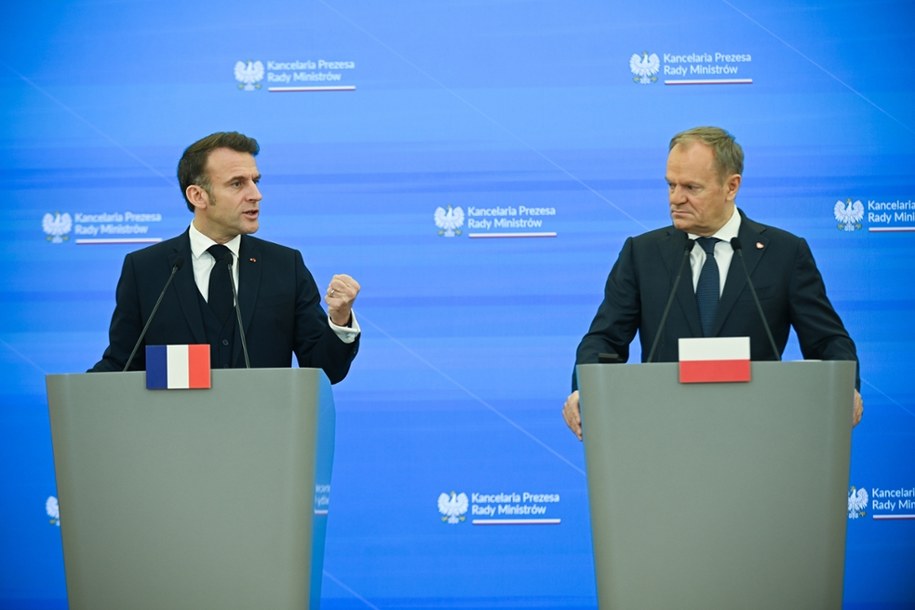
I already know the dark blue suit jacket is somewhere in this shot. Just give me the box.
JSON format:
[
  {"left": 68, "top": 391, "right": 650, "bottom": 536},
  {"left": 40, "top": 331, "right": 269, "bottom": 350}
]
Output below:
[
  {"left": 576, "top": 210, "right": 858, "bottom": 385},
  {"left": 90, "top": 230, "right": 358, "bottom": 383}
]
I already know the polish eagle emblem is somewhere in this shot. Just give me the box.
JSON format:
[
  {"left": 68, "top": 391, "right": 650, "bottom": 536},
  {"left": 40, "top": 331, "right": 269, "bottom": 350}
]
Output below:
[
  {"left": 438, "top": 491, "right": 469, "bottom": 524},
  {"left": 434, "top": 205, "right": 465, "bottom": 237},
  {"left": 834, "top": 198, "right": 864, "bottom": 231},
  {"left": 235, "top": 60, "right": 265, "bottom": 91},
  {"left": 847, "top": 486, "right": 868, "bottom": 519},
  {"left": 46, "top": 496, "right": 60, "bottom": 526},
  {"left": 42, "top": 212, "right": 72, "bottom": 243},
  {"left": 630, "top": 52, "right": 660, "bottom": 84}
]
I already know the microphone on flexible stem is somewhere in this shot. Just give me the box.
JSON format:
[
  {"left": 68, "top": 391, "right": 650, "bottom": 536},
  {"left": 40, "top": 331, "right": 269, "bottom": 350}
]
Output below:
[
  {"left": 729, "top": 238, "right": 781, "bottom": 362},
  {"left": 123, "top": 258, "right": 184, "bottom": 372},
  {"left": 226, "top": 257, "right": 251, "bottom": 369},
  {"left": 647, "top": 237, "right": 696, "bottom": 363}
]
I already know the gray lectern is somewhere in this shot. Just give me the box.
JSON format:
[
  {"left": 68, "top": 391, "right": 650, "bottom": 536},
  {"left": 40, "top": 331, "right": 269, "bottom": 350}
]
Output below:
[
  {"left": 577, "top": 361, "right": 855, "bottom": 610},
  {"left": 46, "top": 368, "right": 335, "bottom": 610}
]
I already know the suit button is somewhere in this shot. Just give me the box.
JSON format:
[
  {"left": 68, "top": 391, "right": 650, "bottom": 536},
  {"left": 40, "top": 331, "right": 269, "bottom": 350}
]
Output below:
[{"left": 221, "top": 339, "right": 229, "bottom": 346}]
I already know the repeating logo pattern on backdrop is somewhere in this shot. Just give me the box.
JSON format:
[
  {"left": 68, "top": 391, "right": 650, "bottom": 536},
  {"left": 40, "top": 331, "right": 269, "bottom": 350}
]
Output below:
[
  {"left": 434, "top": 205, "right": 465, "bottom": 237},
  {"left": 437, "top": 490, "right": 562, "bottom": 524},
  {"left": 835, "top": 198, "right": 865, "bottom": 232},
  {"left": 46, "top": 496, "right": 60, "bottom": 526},
  {"left": 433, "top": 204, "right": 558, "bottom": 238},
  {"left": 438, "top": 491, "right": 469, "bottom": 524},
  {"left": 40, "top": 210, "right": 163, "bottom": 244},
  {"left": 628, "top": 50, "right": 754, "bottom": 84},
  {"left": 235, "top": 60, "right": 265, "bottom": 90},
  {"left": 42, "top": 212, "right": 72, "bottom": 243},
  {"left": 233, "top": 58, "right": 358, "bottom": 91},
  {"left": 848, "top": 485, "right": 868, "bottom": 519},
  {"left": 630, "top": 52, "right": 661, "bottom": 84}
]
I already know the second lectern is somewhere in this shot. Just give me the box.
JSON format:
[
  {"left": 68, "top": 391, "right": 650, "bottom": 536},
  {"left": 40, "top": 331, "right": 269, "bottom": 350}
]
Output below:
[{"left": 578, "top": 360, "right": 855, "bottom": 610}]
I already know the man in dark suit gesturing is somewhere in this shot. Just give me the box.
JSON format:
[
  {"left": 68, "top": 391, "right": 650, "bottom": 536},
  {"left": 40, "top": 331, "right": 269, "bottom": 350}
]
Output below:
[
  {"left": 562, "top": 126, "right": 862, "bottom": 438},
  {"left": 91, "top": 131, "right": 359, "bottom": 383}
]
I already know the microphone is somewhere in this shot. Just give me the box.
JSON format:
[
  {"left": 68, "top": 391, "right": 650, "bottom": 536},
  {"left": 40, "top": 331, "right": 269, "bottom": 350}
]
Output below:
[
  {"left": 729, "top": 238, "right": 781, "bottom": 361},
  {"left": 647, "top": 237, "right": 696, "bottom": 363},
  {"left": 122, "top": 258, "right": 184, "bottom": 372},
  {"left": 225, "top": 256, "right": 251, "bottom": 368}
]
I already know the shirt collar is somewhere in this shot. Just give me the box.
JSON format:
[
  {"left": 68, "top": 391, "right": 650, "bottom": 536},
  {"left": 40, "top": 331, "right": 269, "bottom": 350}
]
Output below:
[
  {"left": 189, "top": 222, "right": 241, "bottom": 261},
  {"left": 689, "top": 206, "right": 741, "bottom": 244}
]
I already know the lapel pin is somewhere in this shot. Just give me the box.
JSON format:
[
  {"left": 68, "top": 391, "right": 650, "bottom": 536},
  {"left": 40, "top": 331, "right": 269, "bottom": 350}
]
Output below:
[
  {"left": 249, "top": 258, "right": 257, "bottom": 263},
  {"left": 756, "top": 242, "right": 764, "bottom": 250}
]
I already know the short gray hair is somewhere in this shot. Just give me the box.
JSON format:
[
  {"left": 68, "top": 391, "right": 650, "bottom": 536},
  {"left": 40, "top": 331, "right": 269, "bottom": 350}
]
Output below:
[{"left": 669, "top": 126, "right": 743, "bottom": 181}]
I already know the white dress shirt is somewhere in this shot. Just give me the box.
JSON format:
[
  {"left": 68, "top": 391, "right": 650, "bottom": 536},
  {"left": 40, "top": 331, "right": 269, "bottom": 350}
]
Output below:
[{"left": 688, "top": 207, "right": 741, "bottom": 297}]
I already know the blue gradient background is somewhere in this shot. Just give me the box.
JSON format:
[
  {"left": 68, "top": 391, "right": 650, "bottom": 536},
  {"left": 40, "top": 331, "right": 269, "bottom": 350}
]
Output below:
[{"left": 2, "top": 1, "right": 913, "bottom": 608}]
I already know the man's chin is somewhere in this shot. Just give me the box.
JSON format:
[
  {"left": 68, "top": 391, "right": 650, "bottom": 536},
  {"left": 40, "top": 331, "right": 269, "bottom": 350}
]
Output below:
[{"left": 671, "top": 217, "right": 693, "bottom": 232}]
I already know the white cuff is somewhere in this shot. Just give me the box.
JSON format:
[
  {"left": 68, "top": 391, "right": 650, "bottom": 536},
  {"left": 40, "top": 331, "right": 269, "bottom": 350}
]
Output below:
[{"left": 329, "top": 310, "right": 360, "bottom": 344}]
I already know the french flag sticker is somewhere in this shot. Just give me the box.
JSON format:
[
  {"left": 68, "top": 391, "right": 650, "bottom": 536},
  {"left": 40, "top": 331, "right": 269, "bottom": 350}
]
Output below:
[
  {"left": 678, "top": 337, "right": 751, "bottom": 384},
  {"left": 145, "top": 345, "right": 212, "bottom": 390}
]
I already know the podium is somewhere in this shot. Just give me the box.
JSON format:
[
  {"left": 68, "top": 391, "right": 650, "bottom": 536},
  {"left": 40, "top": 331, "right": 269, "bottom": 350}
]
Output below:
[
  {"left": 46, "top": 368, "right": 335, "bottom": 610},
  {"left": 577, "top": 361, "right": 855, "bottom": 610}
]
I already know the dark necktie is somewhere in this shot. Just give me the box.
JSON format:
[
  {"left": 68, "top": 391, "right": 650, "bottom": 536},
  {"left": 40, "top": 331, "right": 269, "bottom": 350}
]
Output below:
[
  {"left": 207, "top": 244, "right": 234, "bottom": 323},
  {"left": 695, "top": 237, "right": 720, "bottom": 336}
]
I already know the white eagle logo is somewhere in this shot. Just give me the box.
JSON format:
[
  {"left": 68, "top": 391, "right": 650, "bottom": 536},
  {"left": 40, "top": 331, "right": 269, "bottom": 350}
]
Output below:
[
  {"left": 847, "top": 486, "right": 868, "bottom": 519},
  {"left": 42, "top": 212, "right": 72, "bottom": 243},
  {"left": 438, "top": 491, "right": 469, "bottom": 524},
  {"left": 235, "top": 60, "right": 265, "bottom": 91},
  {"left": 630, "top": 52, "right": 660, "bottom": 84},
  {"left": 46, "top": 496, "right": 60, "bottom": 526},
  {"left": 434, "top": 205, "right": 465, "bottom": 237},
  {"left": 834, "top": 198, "right": 864, "bottom": 232}
]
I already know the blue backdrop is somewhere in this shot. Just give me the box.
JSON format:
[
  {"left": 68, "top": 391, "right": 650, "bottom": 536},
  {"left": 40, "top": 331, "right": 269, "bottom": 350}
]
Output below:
[{"left": 2, "top": 1, "right": 913, "bottom": 608}]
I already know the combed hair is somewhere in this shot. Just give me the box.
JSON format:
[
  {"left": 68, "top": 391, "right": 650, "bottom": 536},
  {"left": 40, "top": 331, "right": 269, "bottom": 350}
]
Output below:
[{"left": 177, "top": 132, "right": 260, "bottom": 211}]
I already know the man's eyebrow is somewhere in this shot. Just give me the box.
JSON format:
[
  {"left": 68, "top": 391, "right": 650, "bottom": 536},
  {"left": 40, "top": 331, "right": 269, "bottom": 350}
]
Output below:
[{"left": 223, "top": 173, "right": 260, "bottom": 184}]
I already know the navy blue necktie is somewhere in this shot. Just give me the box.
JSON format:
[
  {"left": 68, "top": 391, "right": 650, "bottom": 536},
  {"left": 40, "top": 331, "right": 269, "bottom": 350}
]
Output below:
[
  {"left": 207, "top": 244, "right": 234, "bottom": 323},
  {"left": 695, "top": 237, "right": 720, "bottom": 336}
]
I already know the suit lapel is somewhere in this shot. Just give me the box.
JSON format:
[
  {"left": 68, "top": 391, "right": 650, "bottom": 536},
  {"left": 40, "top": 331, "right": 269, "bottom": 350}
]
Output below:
[
  {"left": 713, "top": 214, "right": 769, "bottom": 334},
  {"left": 170, "top": 232, "right": 207, "bottom": 344},
  {"left": 238, "top": 236, "right": 262, "bottom": 337},
  {"left": 663, "top": 229, "right": 703, "bottom": 338}
]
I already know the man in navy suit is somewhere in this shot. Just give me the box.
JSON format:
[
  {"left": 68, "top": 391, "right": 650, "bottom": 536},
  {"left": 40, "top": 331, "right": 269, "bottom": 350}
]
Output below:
[
  {"left": 91, "top": 131, "right": 359, "bottom": 383},
  {"left": 562, "top": 126, "right": 862, "bottom": 437}
]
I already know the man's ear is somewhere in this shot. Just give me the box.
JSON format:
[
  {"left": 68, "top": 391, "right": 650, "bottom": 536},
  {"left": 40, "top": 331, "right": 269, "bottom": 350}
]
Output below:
[
  {"left": 185, "top": 185, "right": 209, "bottom": 210},
  {"left": 725, "top": 173, "right": 741, "bottom": 202}
]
